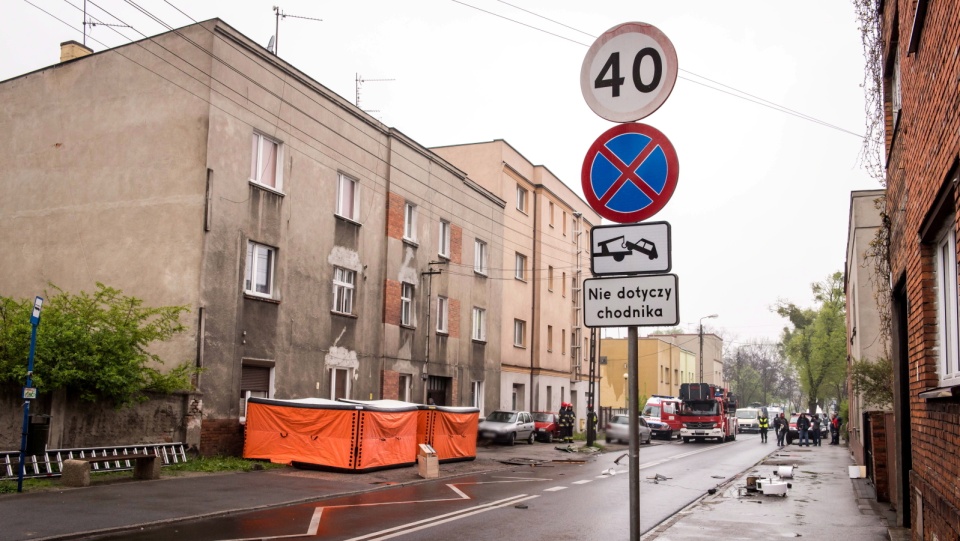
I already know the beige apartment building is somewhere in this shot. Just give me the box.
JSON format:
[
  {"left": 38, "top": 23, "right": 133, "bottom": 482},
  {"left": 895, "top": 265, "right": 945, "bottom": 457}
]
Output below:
[
  {"left": 0, "top": 20, "right": 504, "bottom": 454},
  {"left": 654, "top": 333, "right": 725, "bottom": 387},
  {"left": 597, "top": 337, "right": 696, "bottom": 409},
  {"left": 433, "top": 141, "right": 601, "bottom": 423}
]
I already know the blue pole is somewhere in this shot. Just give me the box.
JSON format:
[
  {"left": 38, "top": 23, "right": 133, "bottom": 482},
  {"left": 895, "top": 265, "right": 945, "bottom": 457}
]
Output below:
[{"left": 17, "top": 296, "right": 43, "bottom": 493}]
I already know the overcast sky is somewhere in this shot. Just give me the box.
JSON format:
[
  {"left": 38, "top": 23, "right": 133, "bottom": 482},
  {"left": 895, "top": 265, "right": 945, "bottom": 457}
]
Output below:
[{"left": 2, "top": 1, "right": 878, "bottom": 347}]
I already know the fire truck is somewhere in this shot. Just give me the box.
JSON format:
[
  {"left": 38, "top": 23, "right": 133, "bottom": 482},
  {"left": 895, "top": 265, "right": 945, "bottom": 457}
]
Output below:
[
  {"left": 642, "top": 395, "right": 683, "bottom": 437},
  {"left": 678, "top": 383, "right": 738, "bottom": 443}
]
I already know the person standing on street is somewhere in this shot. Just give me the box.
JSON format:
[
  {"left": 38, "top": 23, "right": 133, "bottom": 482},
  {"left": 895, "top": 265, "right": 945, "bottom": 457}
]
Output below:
[
  {"left": 758, "top": 410, "right": 770, "bottom": 443},
  {"left": 773, "top": 413, "right": 787, "bottom": 447},
  {"left": 797, "top": 413, "right": 811, "bottom": 447},
  {"left": 811, "top": 414, "right": 822, "bottom": 446},
  {"left": 559, "top": 403, "right": 575, "bottom": 443},
  {"left": 830, "top": 413, "right": 842, "bottom": 445}
]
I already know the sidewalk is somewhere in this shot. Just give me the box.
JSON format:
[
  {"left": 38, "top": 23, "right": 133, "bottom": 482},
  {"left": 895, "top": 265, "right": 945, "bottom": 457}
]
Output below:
[
  {"left": 0, "top": 440, "right": 909, "bottom": 541},
  {"left": 643, "top": 442, "right": 909, "bottom": 541}
]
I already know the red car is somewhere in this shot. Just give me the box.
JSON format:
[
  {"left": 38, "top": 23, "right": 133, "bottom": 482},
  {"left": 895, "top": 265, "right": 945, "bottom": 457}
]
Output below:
[{"left": 532, "top": 412, "right": 561, "bottom": 443}]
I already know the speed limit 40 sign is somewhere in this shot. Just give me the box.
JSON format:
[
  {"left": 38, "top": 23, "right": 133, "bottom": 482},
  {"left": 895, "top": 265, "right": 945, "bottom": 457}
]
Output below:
[{"left": 580, "top": 22, "right": 678, "bottom": 123}]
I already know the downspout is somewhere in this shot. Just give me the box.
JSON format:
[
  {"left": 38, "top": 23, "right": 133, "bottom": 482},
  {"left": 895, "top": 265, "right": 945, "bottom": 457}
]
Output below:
[
  {"left": 529, "top": 186, "right": 538, "bottom": 412},
  {"left": 379, "top": 132, "right": 394, "bottom": 399}
]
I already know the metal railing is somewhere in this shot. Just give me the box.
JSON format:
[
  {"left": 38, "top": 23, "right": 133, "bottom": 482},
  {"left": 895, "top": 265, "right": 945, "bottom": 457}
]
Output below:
[{"left": 1, "top": 443, "right": 187, "bottom": 480}]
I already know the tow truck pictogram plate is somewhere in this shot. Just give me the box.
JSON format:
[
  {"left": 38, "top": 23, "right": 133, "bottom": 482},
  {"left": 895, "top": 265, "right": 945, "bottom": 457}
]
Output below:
[{"left": 590, "top": 222, "right": 671, "bottom": 276}]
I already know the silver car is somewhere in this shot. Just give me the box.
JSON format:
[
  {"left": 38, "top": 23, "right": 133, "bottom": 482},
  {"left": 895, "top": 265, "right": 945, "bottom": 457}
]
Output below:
[
  {"left": 605, "top": 414, "right": 652, "bottom": 444},
  {"left": 478, "top": 410, "right": 536, "bottom": 445}
]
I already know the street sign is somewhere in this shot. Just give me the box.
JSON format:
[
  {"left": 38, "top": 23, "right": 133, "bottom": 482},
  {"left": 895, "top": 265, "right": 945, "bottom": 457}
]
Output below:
[
  {"left": 583, "top": 274, "right": 679, "bottom": 328},
  {"left": 590, "top": 221, "right": 671, "bottom": 276},
  {"left": 581, "top": 123, "right": 679, "bottom": 224},
  {"left": 580, "top": 22, "right": 678, "bottom": 122}
]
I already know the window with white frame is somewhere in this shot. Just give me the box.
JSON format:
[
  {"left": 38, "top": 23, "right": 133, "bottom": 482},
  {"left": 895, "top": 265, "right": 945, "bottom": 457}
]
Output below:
[
  {"left": 330, "top": 367, "right": 350, "bottom": 400},
  {"left": 516, "top": 185, "right": 528, "bottom": 213},
  {"left": 240, "top": 363, "right": 272, "bottom": 418},
  {"left": 891, "top": 52, "right": 902, "bottom": 130},
  {"left": 336, "top": 173, "right": 359, "bottom": 221},
  {"left": 245, "top": 241, "right": 276, "bottom": 297},
  {"left": 404, "top": 202, "right": 417, "bottom": 241},
  {"left": 471, "top": 380, "right": 484, "bottom": 411},
  {"left": 332, "top": 266, "right": 356, "bottom": 314},
  {"left": 515, "top": 253, "right": 526, "bottom": 281},
  {"left": 514, "top": 319, "right": 525, "bottom": 347},
  {"left": 401, "top": 282, "right": 415, "bottom": 327},
  {"left": 935, "top": 222, "right": 960, "bottom": 385},
  {"left": 437, "top": 296, "right": 449, "bottom": 334},
  {"left": 250, "top": 133, "right": 281, "bottom": 190},
  {"left": 472, "top": 307, "right": 486, "bottom": 341},
  {"left": 438, "top": 220, "right": 451, "bottom": 258},
  {"left": 474, "top": 239, "right": 488, "bottom": 275},
  {"left": 399, "top": 374, "right": 412, "bottom": 402}
]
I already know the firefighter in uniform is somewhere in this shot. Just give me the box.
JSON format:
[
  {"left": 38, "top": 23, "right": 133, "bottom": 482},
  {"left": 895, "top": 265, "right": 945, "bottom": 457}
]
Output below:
[
  {"left": 758, "top": 411, "right": 770, "bottom": 443},
  {"left": 559, "top": 403, "right": 575, "bottom": 443}
]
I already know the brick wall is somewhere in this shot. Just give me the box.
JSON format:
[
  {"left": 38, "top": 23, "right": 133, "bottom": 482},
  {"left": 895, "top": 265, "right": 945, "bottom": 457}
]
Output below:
[
  {"left": 384, "top": 279, "right": 401, "bottom": 325},
  {"left": 448, "top": 298, "right": 461, "bottom": 339},
  {"left": 450, "top": 224, "right": 463, "bottom": 265},
  {"left": 381, "top": 369, "right": 399, "bottom": 400},
  {"left": 200, "top": 418, "right": 244, "bottom": 457},
  {"left": 882, "top": 0, "right": 960, "bottom": 537},
  {"left": 386, "top": 191, "right": 405, "bottom": 240},
  {"left": 868, "top": 411, "right": 890, "bottom": 502}
]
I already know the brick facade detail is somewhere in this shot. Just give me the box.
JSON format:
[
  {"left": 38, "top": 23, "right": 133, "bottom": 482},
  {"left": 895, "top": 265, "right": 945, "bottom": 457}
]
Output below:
[
  {"left": 384, "top": 280, "right": 401, "bottom": 325},
  {"left": 200, "top": 418, "right": 244, "bottom": 457},
  {"left": 448, "top": 298, "right": 461, "bottom": 339},
  {"left": 450, "top": 224, "right": 463, "bottom": 265},
  {"left": 867, "top": 411, "right": 889, "bottom": 502},
  {"left": 386, "top": 191, "right": 405, "bottom": 240},
  {"left": 381, "top": 369, "right": 400, "bottom": 400},
  {"left": 881, "top": 0, "right": 960, "bottom": 537}
]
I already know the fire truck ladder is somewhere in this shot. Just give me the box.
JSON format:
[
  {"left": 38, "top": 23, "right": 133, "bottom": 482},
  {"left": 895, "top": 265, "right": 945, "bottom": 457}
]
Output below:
[{"left": 0, "top": 442, "right": 188, "bottom": 480}]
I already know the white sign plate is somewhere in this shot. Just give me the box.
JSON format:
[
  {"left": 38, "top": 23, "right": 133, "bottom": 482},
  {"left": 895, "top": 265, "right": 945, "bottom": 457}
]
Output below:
[
  {"left": 580, "top": 22, "right": 678, "bottom": 122},
  {"left": 583, "top": 274, "right": 679, "bottom": 328},
  {"left": 590, "top": 221, "right": 671, "bottom": 275}
]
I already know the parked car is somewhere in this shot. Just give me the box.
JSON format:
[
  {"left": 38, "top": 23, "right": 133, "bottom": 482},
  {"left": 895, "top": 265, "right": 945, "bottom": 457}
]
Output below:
[
  {"left": 478, "top": 410, "right": 536, "bottom": 445},
  {"left": 786, "top": 414, "right": 799, "bottom": 444},
  {"left": 605, "top": 414, "right": 652, "bottom": 445},
  {"left": 532, "top": 411, "right": 561, "bottom": 443},
  {"left": 645, "top": 418, "right": 673, "bottom": 440}
]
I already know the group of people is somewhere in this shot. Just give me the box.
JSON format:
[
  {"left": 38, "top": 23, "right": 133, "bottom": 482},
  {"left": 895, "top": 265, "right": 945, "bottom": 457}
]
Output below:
[
  {"left": 558, "top": 403, "right": 576, "bottom": 443},
  {"left": 758, "top": 411, "right": 842, "bottom": 447}
]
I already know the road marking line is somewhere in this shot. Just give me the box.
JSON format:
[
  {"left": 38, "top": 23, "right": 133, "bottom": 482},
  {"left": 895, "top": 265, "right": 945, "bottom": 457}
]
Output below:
[
  {"left": 343, "top": 494, "right": 540, "bottom": 541},
  {"left": 572, "top": 480, "right": 592, "bottom": 485},
  {"left": 543, "top": 486, "right": 567, "bottom": 492}
]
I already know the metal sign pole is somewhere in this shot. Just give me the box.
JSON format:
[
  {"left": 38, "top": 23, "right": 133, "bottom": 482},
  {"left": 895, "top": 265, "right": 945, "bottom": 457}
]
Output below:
[
  {"left": 18, "top": 296, "right": 43, "bottom": 493},
  {"left": 627, "top": 325, "right": 640, "bottom": 541}
]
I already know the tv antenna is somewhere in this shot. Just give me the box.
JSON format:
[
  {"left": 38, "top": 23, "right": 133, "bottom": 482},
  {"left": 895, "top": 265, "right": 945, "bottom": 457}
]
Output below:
[
  {"left": 356, "top": 73, "right": 395, "bottom": 113},
  {"left": 81, "top": 0, "right": 129, "bottom": 46},
  {"left": 271, "top": 6, "right": 323, "bottom": 56}
]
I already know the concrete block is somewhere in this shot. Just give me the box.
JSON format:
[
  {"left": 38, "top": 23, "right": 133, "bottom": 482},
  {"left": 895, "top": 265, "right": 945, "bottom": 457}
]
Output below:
[{"left": 62, "top": 459, "right": 92, "bottom": 487}]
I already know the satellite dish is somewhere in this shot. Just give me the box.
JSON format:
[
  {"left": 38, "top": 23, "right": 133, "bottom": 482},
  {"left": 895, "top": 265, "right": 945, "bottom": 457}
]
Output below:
[{"left": 266, "top": 36, "right": 276, "bottom": 53}]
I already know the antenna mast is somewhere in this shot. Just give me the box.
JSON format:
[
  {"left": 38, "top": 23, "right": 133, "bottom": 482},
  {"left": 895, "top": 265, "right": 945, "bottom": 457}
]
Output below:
[
  {"left": 271, "top": 6, "right": 323, "bottom": 56},
  {"left": 356, "top": 73, "right": 395, "bottom": 113}
]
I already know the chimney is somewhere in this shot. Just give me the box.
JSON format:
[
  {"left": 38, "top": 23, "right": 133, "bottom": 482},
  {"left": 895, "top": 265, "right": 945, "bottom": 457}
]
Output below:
[{"left": 60, "top": 40, "right": 93, "bottom": 62}]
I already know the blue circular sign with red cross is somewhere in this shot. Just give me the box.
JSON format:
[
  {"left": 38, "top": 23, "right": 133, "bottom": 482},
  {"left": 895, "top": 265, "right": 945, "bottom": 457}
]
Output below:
[{"left": 581, "top": 123, "right": 679, "bottom": 223}]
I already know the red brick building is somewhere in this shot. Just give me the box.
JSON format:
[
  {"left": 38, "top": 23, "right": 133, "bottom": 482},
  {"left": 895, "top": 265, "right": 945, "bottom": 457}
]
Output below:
[{"left": 881, "top": 0, "right": 960, "bottom": 537}]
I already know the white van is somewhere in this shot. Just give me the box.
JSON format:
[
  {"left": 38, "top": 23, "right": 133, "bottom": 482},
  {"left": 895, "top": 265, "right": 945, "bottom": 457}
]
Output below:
[{"left": 736, "top": 407, "right": 760, "bottom": 433}]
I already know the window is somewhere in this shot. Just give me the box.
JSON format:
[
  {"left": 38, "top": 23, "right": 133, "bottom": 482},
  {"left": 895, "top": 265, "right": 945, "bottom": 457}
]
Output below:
[
  {"left": 438, "top": 220, "right": 451, "bottom": 258},
  {"left": 245, "top": 241, "right": 276, "bottom": 297},
  {"left": 331, "top": 368, "right": 350, "bottom": 400},
  {"left": 472, "top": 307, "right": 486, "bottom": 341},
  {"left": 471, "top": 381, "right": 484, "bottom": 411},
  {"left": 547, "top": 325, "right": 553, "bottom": 352},
  {"left": 891, "top": 52, "right": 902, "bottom": 130},
  {"left": 562, "top": 272, "right": 566, "bottom": 297},
  {"left": 250, "top": 133, "right": 281, "bottom": 190},
  {"left": 562, "top": 329, "right": 566, "bottom": 355},
  {"left": 240, "top": 363, "right": 272, "bottom": 418},
  {"left": 474, "top": 240, "right": 488, "bottom": 275},
  {"left": 516, "top": 185, "right": 528, "bottom": 213},
  {"left": 514, "top": 319, "right": 526, "bottom": 347},
  {"left": 332, "top": 266, "right": 356, "bottom": 314},
  {"left": 401, "top": 282, "right": 415, "bottom": 327},
  {"left": 437, "top": 296, "right": 449, "bottom": 333},
  {"left": 399, "top": 374, "right": 412, "bottom": 402},
  {"left": 548, "top": 266, "right": 554, "bottom": 291},
  {"left": 515, "top": 253, "right": 526, "bottom": 281},
  {"left": 336, "top": 173, "right": 359, "bottom": 221},
  {"left": 549, "top": 201, "right": 555, "bottom": 227},
  {"left": 562, "top": 211, "right": 567, "bottom": 235},
  {"left": 935, "top": 223, "right": 960, "bottom": 385},
  {"left": 404, "top": 202, "right": 417, "bottom": 241}
]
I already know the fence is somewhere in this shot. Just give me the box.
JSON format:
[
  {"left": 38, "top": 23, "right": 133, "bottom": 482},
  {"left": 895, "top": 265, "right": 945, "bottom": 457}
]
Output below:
[{"left": 1, "top": 442, "right": 187, "bottom": 480}]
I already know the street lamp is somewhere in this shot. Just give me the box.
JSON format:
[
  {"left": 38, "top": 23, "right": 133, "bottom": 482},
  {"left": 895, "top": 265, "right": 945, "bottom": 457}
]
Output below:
[{"left": 699, "top": 314, "right": 718, "bottom": 383}]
